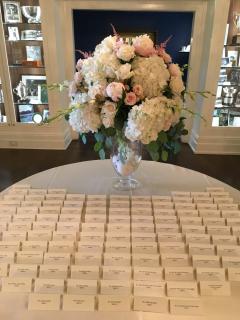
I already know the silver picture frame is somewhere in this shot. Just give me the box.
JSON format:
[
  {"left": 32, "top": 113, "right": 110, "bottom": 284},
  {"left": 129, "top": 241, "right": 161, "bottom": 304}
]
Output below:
[
  {"left": 21, "top": 75, "right": 46, "bottom": 104},
  {"left": 3, "top": 1, "right": 22, "bottom": 23}
]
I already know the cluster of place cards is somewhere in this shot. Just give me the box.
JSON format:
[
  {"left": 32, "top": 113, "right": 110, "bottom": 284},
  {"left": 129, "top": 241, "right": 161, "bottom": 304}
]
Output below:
[{"left": 0, "top": 184, "right": 238, "bottom": 314}]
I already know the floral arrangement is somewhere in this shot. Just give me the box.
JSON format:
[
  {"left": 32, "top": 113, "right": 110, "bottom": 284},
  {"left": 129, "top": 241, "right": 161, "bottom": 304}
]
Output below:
[{"left": 48, "top": 27, "right": 210, "bottom": 161}]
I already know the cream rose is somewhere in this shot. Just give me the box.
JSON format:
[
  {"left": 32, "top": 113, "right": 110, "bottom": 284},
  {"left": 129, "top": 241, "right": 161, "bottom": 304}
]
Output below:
[
  {"left": 170, "top": 77, "right": 185, "bottom": 95},
  {"left": 116, "top": 44, "right": 135, "bottom": 61}
]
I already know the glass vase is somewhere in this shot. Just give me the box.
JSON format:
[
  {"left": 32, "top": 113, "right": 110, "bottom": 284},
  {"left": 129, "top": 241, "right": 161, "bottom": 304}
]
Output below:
[{"left": 111, "top": 137, "right": 142, "bottom": 191}]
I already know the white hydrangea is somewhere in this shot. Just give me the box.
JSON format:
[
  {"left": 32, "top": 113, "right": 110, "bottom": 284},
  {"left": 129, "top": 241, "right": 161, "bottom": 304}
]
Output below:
[
  {"left": 116, "top": 44, "right": 135, "bottom": 62},
  {"left": 132, "top": 56, "right": 170, "bottom": 98},
  {"left": 69, "top": 103, "right": 101, "bottom": 133},
  {"left": 115, "top": 63, "right": 134, "bottom": 80},
  {"left": 101, "top": 101, "right": 117, "bottom": 128},
  {"left": 125, "top": 97, "right": 180, "bottom": 144},
  {"left": 169, "top": 76, "right": 185, "bottom": 95}
]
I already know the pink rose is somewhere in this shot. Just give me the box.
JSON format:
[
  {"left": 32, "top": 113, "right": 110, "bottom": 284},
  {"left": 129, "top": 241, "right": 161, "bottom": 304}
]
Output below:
[
  {"left": 76, "top": 59, "right": 83, "bottom": 71},
  {"left": 74, "top": 71, "right": 83, "bottom": 84},
  {"left": 106, "top": 82, "right": 125, "bottom": 102},
  {"left": 158, "top": 48, "right": 172, "bottom": 64},
  {"left": 132, "top": 84, "right": 144, "bottom": 97},
  {"left": 168, "top": 63, "right": 182, "bottom": 77},
  {"left": 124, "top": 92, "right": 137, "bottom": 106},
  {"left": 133, "top": 35, "right": 155, "bottom": 57}
]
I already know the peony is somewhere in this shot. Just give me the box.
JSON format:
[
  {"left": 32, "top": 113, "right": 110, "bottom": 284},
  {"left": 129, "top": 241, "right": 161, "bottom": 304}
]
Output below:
[
  {"left": 170, "top": 77, "right": 185, "bottom": 95},
  {"left": 133, "top": 34, "right": 155, "bottom": 57},
  {"left": 106, "top": 82, "right": 125, "bottom": 102},
  {"left": 132, "top": 56, "right": 170, "bottom": 98},
  {"left": 168, "top": 63, "right": 182, "bottom": 77},
  {"left": 133, "top": 84, "right": 144, "bottom": 97},
  {"left": 101, "top": 101, "right": 117, "bottom": 128},
  {"left": 69, "top": 102, "right": 101, "bottom": 133},
  {"left": 158, "top": 48, "right": 172, "bottom": 64},
  {"left": 76, "top": 59, "right": 84, "bottom": 71},
  {"left": 74, "top": 71, "right": 83, "bottom": 84},
  {"left": 124, "top": 92, "right": 137, "bottom": 106},
  {"left": 115, "top": 63, "right": 133, "bottom": 80},
  {"left": 116, "top": 44, "right": 135, "bottom": 61}
]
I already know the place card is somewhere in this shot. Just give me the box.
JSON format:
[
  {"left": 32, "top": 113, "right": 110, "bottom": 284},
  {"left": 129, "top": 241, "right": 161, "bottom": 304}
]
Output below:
[
  {"left": 161, "top": 253, "right": 189, "bottom": 267},
  {"left": 71, "top": 265, "right": 99, "bottom": 279},
  {"left": 47, "top": 188, "right": 66, "bottom": 194},
  {"left": 134, "top": 267, "right": 163, "bottom": 281},
  {"left": 217, "top": 245, "right": 240, "bottom": 257},
  {"left": 159, "top": 242, "right": 185, "bottom": 254},
  {"left": 0, "top": 200, "right": 20, "bottom": 206},
  {"left": 13, "top": 214, "right": 36, "bottom": 222},
  {"left": 110, "top": 195, "right": 129, "bottom": 201},
  {"left": 98, "top": 294, "right": 131, "bottom": 311},
  {"left": 106, "top": 234, "right": 130, "bottom": 242},
  {"left": 0, "top": 263, "right": 8, "bottom": 277},
  {"left": 2, "top": 277, "right": 32, "bottom": 293},
  {"left": 192, "top": 255, "right": 220, "bottom": 268},
  {"left": 154, "top": 216, "right": 177, "bottom": 224},
  {"left": 102, "top": 266, "right": 132, "bottom": 280},
  {"left": 28, "top": 293, "right": 60, "bottom": 311},
  {"left": 105, "top": 242, "right": 131, "bottom": 254},
  {"left": 131, "top": 208, "right": 152, "bottom": 215},
  {"left": 185, "top": 233, "right": 211, "bottom": 244},
  {"left": 228, "top": 268, "right": 240, "bottom": 281},
  {"left": 39, "top": 206, "right": 61, "bottom": 214},
  {"left": 207, "top": 225, "right": 231, "bottom": 235},
  {"left": 8, "top": 222, "right": 32, "bottom": 231},
  {"left": 164, "top": 267, "right": 194, "bottom": 281},
  {"left": 156, "top": 223, "right": 179, "bottom": 233},
  {"left": 218, "top": 204, "right": 238, "bottom": 210},
  {"left": 175, "top": 203, "right": 196, "bottom": 210},
  {"left": 199, "top": 281, "right": 231, "bottom": 296},
  {"left": 170, "top": 298, "right": 202, "bottom": 315},
  {"left": 32, "top": 222, "right": 56, "bottom": 231},
  {"left": 131, "top": 201, "right": 152, "bottom": 209},
  {"left": 222, "top": 210, "right": 240, "bottom": 218},
  {"left": 59, "top": 214, "right": 80, "bottom": 223},
  {"left": 28, "top": 188, "right": 47, "bottom": 195},
  {"left": 78, "top": 242, "right": 103, "bottom": 253},
  {"left": 0, "top": 222, "right": 7, "bottom": 231},
  {"left": 45, "top": 194, "right": 65, "bottom": 201},
  {"left": 85, "top": 214, "right": 106, "bottom": 223},
  {"left": 52, "top": 231, "right": 77, "bottom": 241},
  {"left": 203, "top": 217, "right": 225, "bottom": 226},
  {"left": 57, "top": 222, "right": 80, "bottom": 231},
  {"left": 100, "top": 280, "right": 131, "bottom": 295},
  {"left": 80, "top": 232, "right": 105, "bottom": 242},
  {"left": 104, "top": 253, "right": 130, "bottom": 266},
  {"left": 226, "top": 218, "right": 240, "bottom": 226},
  {"left": 132, "top": 216, "right": 154, "bottom": 223},
  {"left": 152, "top": 195, "right": 172, "bottom": 202},
  {"left": 87, "top": 194, "right": 106, "bottom": 201},
  {"left": 158, "top": 232, "right": 183, "bottom": 242},
  {"left": 0, "top": 214, "right": 12, "bottom": 223},
  {"left": 109, "top": 208, "right": 130, "bottom": 215},
  {"left": 39, "top": 265, "right": 68, "bottom": 279},
  {"left": 44, "top": 252, "right": 71, "bottom": 265},
  {"left": 177, "top": 209, "right": 198, "bottom": 217},
  {"left": 212, "top": 235, "right": 237, "bottom": 245},
  {"left": 194, "top": 197, "right": 213, "bottom": 204},
  {"left": 179, "top": 217, "right": 202, "bottom": 225},
  {"left": 0, "top": 206, "right": 16, "bottom": 214},
  {"left": 132, "top": 254, "right": 159, "bottom": 267},
  {"left": 134, "top": 296, "right": 168, "bottom": 313},
  {"left": 0, "top": 241, "right": 20, "bottom": 251},
  {"left": 67, "top": 279, "right": 97, "bottom": 294},
  {"left": 4, "top": 194, "right": 24, "bottom": 201},
  {"left": 197, "top": 204, "right": 218, "bottom": 210},
  {"left": 17, "top": 207, "right": 38, "bottom": 214},
  {"left": 2, "top": 231, "right": 27, "bottom": 241},
  {"left": 188, "top": 243, "right": 215, "bottom": 256},
  {"left": 48, "top": 241, "right": 75, "bottom": 253},
  {"left": 132, "top": 242, "right": 157, "bottom": 254},
  {"left": 214, "top": 198, "right": 234, "bottom": 204},
  {"left": 196, "top": 268, "right": 225, "bottom": 281},
  {"left": 173, "top": 197, "right": 193, "bottom": 203},
  {"left": 27, "top": 230, "right": 52, "bottom": 241},
  {"left": 232, "top": 227, "right": 240, "bottom": 236},
  {"left": 210, "top": 191, "right": 229, "bottom": 198},
  {"left": 222, "top": 256, "right": 240, "bottom": 268},
  {"left": 9, "top": 264, "right": 38, "bottom": 278},
  {"left": 17, "top": 251, "right": 43, "bottom": 264},
  {"left": 0, "top": 251, "right": 15, "bottom": 263},
  {"left": 61, "top": 207, "right": 82, "bottom": 215},
  {"left": 108, "top": 216, "right": 130, "bottom": 223},
  {"left": 22, "top": 200, "right": 41, "bottom": 207},
  {"left": 154, "top": 209, "right": 175, "bottom": 216},
  {"left": 34, "top": 278, "right": 64, "bottom": 294},
  {"left": 62, "top": 294, "right": 95, "bottom": 311},
  {"left": 107, "top": 224, "right": 130, "bottom": 233},
  {"left": 75, "top": 252, "right": 102, "bottom": 266},
  {"left": 25, "top": 195, "right": 45, "bottom": 201},
  {"left": 167, "top": 281, "right": 198, "bottom": 297},
  {"left": 110, "top": 201, "right": 129, "bottom": 208},
  {"left": 131, "top": 233, "right": 156, "bottom": 242},
  {"left": 199, "top": 210, "right": 221, "bottom": 217},
  {"left": 153, "top": 202, "right": 174, "bottom": 210},
  {"left": 134, "top": 280, "right": 165, "bottom": 297},
  {"left": 131, "top": 223, "right": 154, "bottom": 233}
]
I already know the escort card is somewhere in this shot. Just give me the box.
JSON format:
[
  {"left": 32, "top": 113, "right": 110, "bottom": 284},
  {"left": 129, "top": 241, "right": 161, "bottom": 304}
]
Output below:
[
  {"left": 185, "top": 233, "right": 211, "bottom": 244},
  {"left": 59, "top": 214, "right": 81, "bottom": 223},
  {"left": 107, "top": 224, "right": 130, "bottom": 233},
  {"left": 167, "top": 281, "right": 198, "bottom": 297},
  {"left": 152, "top": 195, "right": 172, "bottom": 202},
  {"left": 45, "top": 194, "right": 65, "bottom": 201},
  {"left": 44, "top": 252, "right": 71, "bottom": 265},
  {"left": 22, "top": 200, "right": 41, "bottom": 207},
  {"left": 100, "top": 280, "right": 131, "bottom": 295},
  {"left": 87, "top": 194, "right": 106, "bottom": 201},
  {"left": 8, "top": 222, "right": 32, "bottom": 231},
  {"left": 109, "top": 208, "right": 130, "bottom": 215},
  {"left": 62, "top": 294, "right": 95, "bottom": 311},
  {"left": 39, "top": 206, "right": 61, "bottom": 214},
  {"left": 131, "top": 223, "right": 154, "bottom": 233},
  {"left": 134, "top": 280, "right": 165, "bottom": 297},
  {"left": 210, "top": 191, "right": 229, "bottom": 197},
  {"left": 192, "top": 255, "right": 220, "bottom": 268},
  {"left": 206, "top": 187, "right": 225, "bottom": 192},
  {"left": 2, "top": 277, "right": 32, "bottom": 293},
  {"left": 194, "top": 197, "right": 213, "bottom": 204},
  {"left": 131, "top": 208, "right": 152, "bottom": 215},
  {"left": 110, "top": 201, "right": 129, "bottom": 208},
  {"left": 156, "top": 223, "right": 179, "bottom": 233},
  {"left": 154, "top": 216, "right": 177, "bottom": 224},
  {"left": 47, "top": 188, "right": 66, "bottom": 194},
  {"left": 134, "top": 296, "right": 168, "bottom": 313},
  {"left": 4, "top": 194, "right": 24, "bottom": 201},
  {"left": 226, "top": 218, "right": 240, "bottom": 226},
  {"left": 199, "top": 210, "right": 221, "bottom": 217},
  {"left": 66, "top": 193, "right": 85, "bottom": 201},
  {"left": 170, "top": 298, "right": 202, "bottom": 315},
  {"left": 28, "top": 293, "right": 60, "bottom": 310},
  {"left": 219, "top": 204, "right": 238, "bottom": 210},
  {"left": 105, "top": 242, "right": 131, "bottom": 253},
  {"left": 215, "top": 197, "right": 234, "bottom": 204},
  {"left": 131, "top": 216, "right": 154, "bottom": 223},
  {"left": 28, "top": 188, "right": 47, "bottom": 195},
  {"left": 98, "top": 294, "right": 131, "bottom": 311},
  {"left": 200, "top": 281, "right": 231, "bottom": 296},
  {"left": 84, "top": 214, "right": 106, "bottom": 223},
  {"left": 52, "top": 231, "right": 77, "bottom": 241},
  {"left": 108, "top": 215, "right": 130, "bottom": 223},
  {"left": 181, "top": 225, "right": 205, "bottom": 234},
  {"left": 48, "top": 241, "right": 75, "bottom": 253},
  {"left": 171, "top": 191, "right": 191, "bottom": 197},
  {"left": 57, "top": 222, "right": 80, "bottom": 231},
  {"left": 157, "top": 232, "right": 183, "bottom": 242},
  {"left": 16, "top": 251, "right": 43, "bottom": 264},
  {"left": 110, "top": 195, "right": 129, "bottom": 201},
  {"left": 61, "top": 207, "right": 82, "bottom": 215},
  {"left": 131, "top": 233, "right": 156, "bottom": 242},
  {"left": 0, "top": 206, "right": 16, "bottom": 214},
  {"left": 197, "top": 204, "right": 218, "bottom": 210},
  {"left": 173, "top": 197, "right": 193, "bottom": 203},
  {"left": 67, "top": 279, "right": 97, "bottom": 294},
  {"left": 32, "top": 222, "right": 56, "bottom": 231},
  {"left": 104, "top": 253, "right": 131, "bottom": 266},
  {"left": 2, "top": 231, "right": 27, "bottom": 241},
  {"left": 0, "top": 214, "right": 12, "bottom": 222},
  {"left": 196, "top": 268, "right": 225, "bottom": 281},
  {"left": 24, "top": 195, "right": 45, "bottom": 201},
  {"left": 164, "top": 267, "right": 194, "bottom": 281},
  {"left": 217, "top": 245, "right": 240, "bottom": 257},
  {"left": 175, "top": 203, "right": 196, "bottom": 210},
  {"left": 34, "top": 278, "right": 64, "bottom": 293},
  {"left": 159, "top": 242, "right": 185, "bottom": 254},
  {"left": 177, "top": 209, "right": 198, "bottom": 217},
  {"left": 80, "top": 232, "right": 105, "bottom": 242},
  {"left": 212, "top": 235, "right": 237, "bottom": 245},
  {"left": 232, "top": 227, "right": 240, "bottom": 236},
  {"left": 203, "top": 217, "right": 225, "bottom": 226},
  {"left": 13, "top": 214, "right": 36, "bottom": 222},
  {"left": 0, "top": 241, "right": 20, "bottom": 251},
  {"left": 153, "top": 202, "right": 174, "bottom": 209},
  {"left": 188, "top": 243, "right": 215, "bottom": 256},
  {"left": 27, "top": 230, "right": 52, "bottom": 241},
  {"left": 179, "top": 217, "right": 202, "bottom": 225},
  {"left": 106, "top": 234, "right": 130, "bottom": 242},
  {"left": 75, "top": 252, "right": 102, "bottom": 266},
  {"left": 71, "top": 265, "right": 99, "bottom": 279},
  {"left": 222, "top": 210, "right": 240, "bottom": 218},
  {"left": 9, "top": 264, "right": 38, "bottom": 278},
  {"left": 39, "top": 265, "right": 68, "bottom": 279},
  {"left": 134, "top": 267, "right": 163, "bottom": 281},
  {"left": 154, "top": 209, "right": 175, "bottom": 216},
  {"left": 222, "top": 256, "right": 240, "bottom": 268},
  {"left": 132, "top": 254, "right": 159, "bottom": 267},
  {"left": 102, "top": 266, "right": 132, "bottom": 280},
  {"left": 132, "top": 242, "right": 157, "bottom": 254},
  {"left": 161, "top": 253, "right": 189, "bottom": 267},
  {"left": 0, "top": 251, "right": 15, "bottom": 263},
  {"left": 228, "top": 268, "right": 240, "bottom": 281},
  {"left": 78, "top": 242, "right": 103, "bottom": 253},
  {"left": 0, "top": 222, "right": 7, "bottom": 231}
]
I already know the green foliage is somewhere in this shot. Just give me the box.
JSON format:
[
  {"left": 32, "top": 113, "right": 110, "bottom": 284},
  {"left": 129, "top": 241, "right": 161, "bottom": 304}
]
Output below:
[{"left": 80, "top": 133, "right": 87, "bottom": 144}]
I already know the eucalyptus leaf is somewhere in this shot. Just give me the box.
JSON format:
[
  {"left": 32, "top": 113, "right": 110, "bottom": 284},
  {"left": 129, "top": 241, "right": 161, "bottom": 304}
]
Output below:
[
  {"left": 99, "top": 149, "right": 105, "bottom": 160},
  {"left": 105, "top": 137, "right": 112, "bottom": 149},
  {"left": 161, "top": 150, "right": 168, "bottom": 162},
  {"left": 94, "top": 141, "right": 102, "bottom": 152},
  {"left": 158, "top": 131, "right": 168, "bottom": 143},
  {"left": 81, "top": 134, "right": 87, "bottom": 144}
]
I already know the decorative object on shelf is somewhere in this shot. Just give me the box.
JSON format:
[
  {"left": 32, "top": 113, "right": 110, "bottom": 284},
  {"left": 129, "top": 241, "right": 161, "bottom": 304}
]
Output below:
[
  {"left": 235, "top": 91, "right": 240, "bottom": 107},
  {"left": 45, "top": 27, "right": 211, "bottom": 190},
  {"left": 218, "top": 69, "right": 227, "bottom": 83},
  {"left": 222, "top": 86, "right": 237, "bottom": 106},
  {"left": 232, "top": 11, "right": 240, "bottom": 45},
  {"left": 25, "top": 45, "right": 42, "bottom": 62},
  {"left": 221, "top": 57, "right": 230, "bottom": 67},
  {"left": 215, "top": 86, "right": 223, "bottom": 107},
  {"left": 21, "top": 6, "right": 41, "bottom": 24},
  {"left": 21, "top": 30, "right": 43, "bottom": 41},
  {"left": 111, "top": 136, "right": 142, "bottom": 190},
  {"left": 32, "top": 112, "right": 43, "bottom": 124},
  {"left": 18, "top": 104, "right": 34, "bottom": 123},
  {"left": 21, "top": 60, "right": 42, "bottom": 67},
  {"left": 13, "top": 80, "right": 29, "bottom": 102},
  {"left": 180, "top": 45, "right": 191, "bottom": 52},
  {"left": 21, "top": 75, "right": 46, "bottom": 104},
  {"left": 0, "top": 89, "right": 4, "bottom": 104},
  {"left": 227, "top": 50, "right": 238, "bottom": 67},
  {"left": 8, "top": 26, "right": 19, "bottom": 41},
  {"left": 2, "top": 1, "right": 22, "bottom": 23},
  {"left": 224, "top": 24, "right": 229, "bottom": 45},
  {"left": 229, "top": 68, "right": 240, "bottom": 84}
]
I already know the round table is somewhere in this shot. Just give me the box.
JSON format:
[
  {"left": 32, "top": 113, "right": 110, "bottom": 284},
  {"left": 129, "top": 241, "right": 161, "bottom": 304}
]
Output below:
[{"left": 7, "top": 160, "right": 239, "bottom": 200}]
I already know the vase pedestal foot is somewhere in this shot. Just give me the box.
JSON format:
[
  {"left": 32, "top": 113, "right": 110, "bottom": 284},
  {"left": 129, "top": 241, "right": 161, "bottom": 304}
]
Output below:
[{"left": 113, "top": 177, "right": 140, "bottom": 191}]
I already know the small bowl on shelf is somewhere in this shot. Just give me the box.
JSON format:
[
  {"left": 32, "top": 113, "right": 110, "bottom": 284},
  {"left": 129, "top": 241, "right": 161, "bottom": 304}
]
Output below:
[{"left": 21, "top": 6, "right": 41, "bottom": 24}]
